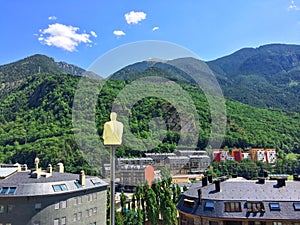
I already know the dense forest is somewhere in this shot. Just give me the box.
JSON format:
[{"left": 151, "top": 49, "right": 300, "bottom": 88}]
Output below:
[
  {"left": 0, "top": 70, "right": 300, "bottom": 175},
  {"left": 1, "top": 49, "right": 300, "bottom": 175}
]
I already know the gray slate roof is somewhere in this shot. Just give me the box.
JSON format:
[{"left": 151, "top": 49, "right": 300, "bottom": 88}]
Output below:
[
  {"left": 0, "top": 171, "right": 107, "bottom": 197},
  {"left": 177, "top": 177, "right": 300, "bottom": 220}
]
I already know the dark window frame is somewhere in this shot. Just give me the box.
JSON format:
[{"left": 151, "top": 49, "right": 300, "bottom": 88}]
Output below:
[
  {"left": 269, "top": 203, "right": 280, "bottom": 211},
  {"left": 224, "top": 202, "right": 242, "bottom": 212}
]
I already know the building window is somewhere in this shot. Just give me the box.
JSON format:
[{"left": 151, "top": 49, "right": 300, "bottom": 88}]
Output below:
[
  {"left": 205, "top": 201, "right": 215, "bottom": 210},
  {"left": 78, "top": 212, "right": 82, "bottom": 220},
  {"left": 52, "top": 184, "right": 68, "bottom": 192},
  {"left": 88, "top": 194, "right": 92, "bottom": 201},
  {"left": 74, "top": 181, "right": 82, "bottom": 188},
  {"left": 53, "top": 185, "right": 61, "bottom": 192},
  {"left": 0, "top": 187, "right": 16, "bottom": 195},
  {"left": 61, "top": 217, "right": 66, "bottom": 225},
  {"left": 54, "top": 202, "right": 60, "bottom": 210},
  {"left": 74, "top": 196, "right": 83, "bottom": 205},
  {"left": 35, "top": 203, "right": 42, "bottom": 210},
  {"left": 0, "top": 205, "right": 4, "bottom": 213},
  {"left": 294, "top": 203, "right": 300, "bottom": 211},
  {"left": 91, "top": 179, "right": 102, "bottom": 186},
  {"left": 246, "top": 202, "right": 264, "bottom": 212},
  {"left": 61, "top": 200, "right": 67, "bottom": 209},
  {"left": 93, "top": 207, "right": 97, "bottom": 215},
  {"left": 0, "top": 187, "right": 8, "bottom": 194},
  {"left": 269, "top": 203, "right": 280, "bottom": 211},
  {"left": 60, "top": 184, "right": 68, "bottom": 191},
  {"left": 73, "top": 213, "right": 77, "bottom": 222},
  {"left": 209, "top": 222, "right": 218, "bottom": 225},
  {"left": 53, "top": 219, "right": 59, "bottom": 225},
  {"left": 93, "top": 192, "right": 97, "bottom": 200},
  {"left": 7, "top": 187, "right": 16, "bottom": 195},
  {"left": 224, "top": 202, "right": 242, "bottom": 212},
  {"left": 7, "top": 205, "right": 13, "bottom": 212},
  {"left": 273, "top": 223, "right": 282, "bottom": 225},
  {"left": 249, "top": 222, "right": 266, "bottom": 225},
  {"left": 183, "top": 198, "right": 195, "bottom": 208}
]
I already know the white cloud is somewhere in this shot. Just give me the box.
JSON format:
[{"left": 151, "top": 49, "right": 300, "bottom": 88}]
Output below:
[
  {"left": 288, "top": 0, "right": 300, "bottom": 10},
  {"left": 38, "top": 23, "right": 94, "bottom": 52},
  {"left": 90, "top": 31, "right": 97, "bottom": 37},
  {"left": 152, "top": 26, "right": 159, "bottom": 31},
  {"left": 113, "top": 30, "right": 126, "bottom": 37},
  {"left": 124, "top": 11, "right": 146, "bottom": 24},
  {"left": 48, "top": 16, "right": 57, "bottom": 20}
]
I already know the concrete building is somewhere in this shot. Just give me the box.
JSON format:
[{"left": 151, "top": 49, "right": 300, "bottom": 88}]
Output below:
[
  {"left": 189, "top": 155, "right": 210, "bottom": 173},
  {"left": 165, "top": 156, "right": 190, "bottom": 174},
  {"left": 175, "top": 150, "right": 208, "bottom": 157},
  {"left": 119, "top": 165, "right": 155, "bottom": 190},
  {"left": 0, "top": 159, "right": 107, "bottom": 225},
  {"left": 144, "top": 152, "right": 176, "bottom": 169},
  {"left": 177, "top": 176, "right": 300, "bottom": 225}
]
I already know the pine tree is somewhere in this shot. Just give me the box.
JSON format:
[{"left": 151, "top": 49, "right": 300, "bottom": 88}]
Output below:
[
  {"left": 145, "top": 187, "right": 159, "bottom": 225},
  {"left": 120, "top": 191, "right": 127, "bottom": 215},
  {"left": 132, "top": 194, "right": 136, "bottom": 210}
]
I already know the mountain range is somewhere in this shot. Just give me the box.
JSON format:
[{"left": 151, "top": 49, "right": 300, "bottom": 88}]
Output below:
[
  {"left": 1, "top": 43, "right": 300, "bottom": 173},
  {"left": 110, "top": 43, "right": 300, "bottom": 112}
]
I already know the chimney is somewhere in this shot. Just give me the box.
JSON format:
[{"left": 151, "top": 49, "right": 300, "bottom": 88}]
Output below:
[
  {"left": 258, "top": 177, "right": 265, "bottom": 184},
  {"left": 208, "top": 174, "right": 213, "bottom": 183},
  {"left": 47, "top": 164, "right": 52, "bottom": 175},
  {"left": 202, "top": 176, "right": 208, "bottom": 187},
  {"left": 14, "top": 163, "right": 21, "bottom": 172},
  {"left": 22, "top": 164, "right": 28, "bottom": 171},
  {"left": 293, "top": 174, "right": 300, "bottom": 181},
  {"left": 79, "top": 170, "right": 86, "bottom": 186},
  {"left": 277, "top": 178, "right": 286, "bottom": 188},
  {"left": 197, "top": 189, "right": 202, "bottom": 205},
  {"left": 215, "top": 180, "right": 221, "bottom": 192},
  {"left": 34, "top": 157, "right": 40, "bottom": 172},
  {"left": 57, "top": 163, "right": 64, "bottom": 173}
]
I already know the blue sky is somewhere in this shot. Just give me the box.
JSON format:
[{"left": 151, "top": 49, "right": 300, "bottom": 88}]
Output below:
[{"left": 1, "top": 0, "right": 300, "bottom": 74}]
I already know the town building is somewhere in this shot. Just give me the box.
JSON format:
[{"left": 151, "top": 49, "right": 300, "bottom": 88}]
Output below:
[
  {"left": 110, "top": 150, "right": 211, "bottom": 188},
  {"left": 177, "top": 175, "right": 300, "bottom": 225},
  {"left": 175, "top": 150, "right": 208, "bottom": 157},
  {"left": 144, "top": 152, "right": 176, "bottom": 168},
  {"left": 213, "top": 148, "right": 277, "bottom": 164},
  {"left": 119, "top": 165, "right": 155, "bottom": 191},
  {"left": 213, "top": 149, "right": 229, "bottom": 162},
  {"left": 165, "top": 156, "right": 190, "bottom": 174},
  {"left": 0, "top": 159, "right": 107, "bottom": 225},
  {"left": 247, "top": 148, "right": 277, "bottom": 163}
]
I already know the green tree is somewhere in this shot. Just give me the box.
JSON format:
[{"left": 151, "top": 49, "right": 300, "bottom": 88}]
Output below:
[
  {"left": 120, "top": 191, "right": 127, "bottom": 215},
  {"left": 145, "top": 187, "right": 159, "bottom": 225}
]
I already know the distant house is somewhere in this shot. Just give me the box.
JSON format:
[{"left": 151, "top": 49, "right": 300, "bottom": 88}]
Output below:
[{"left": 213, "top": 148, "right": 277, "bottom": 164}]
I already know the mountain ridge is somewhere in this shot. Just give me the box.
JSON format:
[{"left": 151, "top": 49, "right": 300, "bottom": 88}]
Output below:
[{"left": 2, "top": 43, "right": 300, "bottom": 112}]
